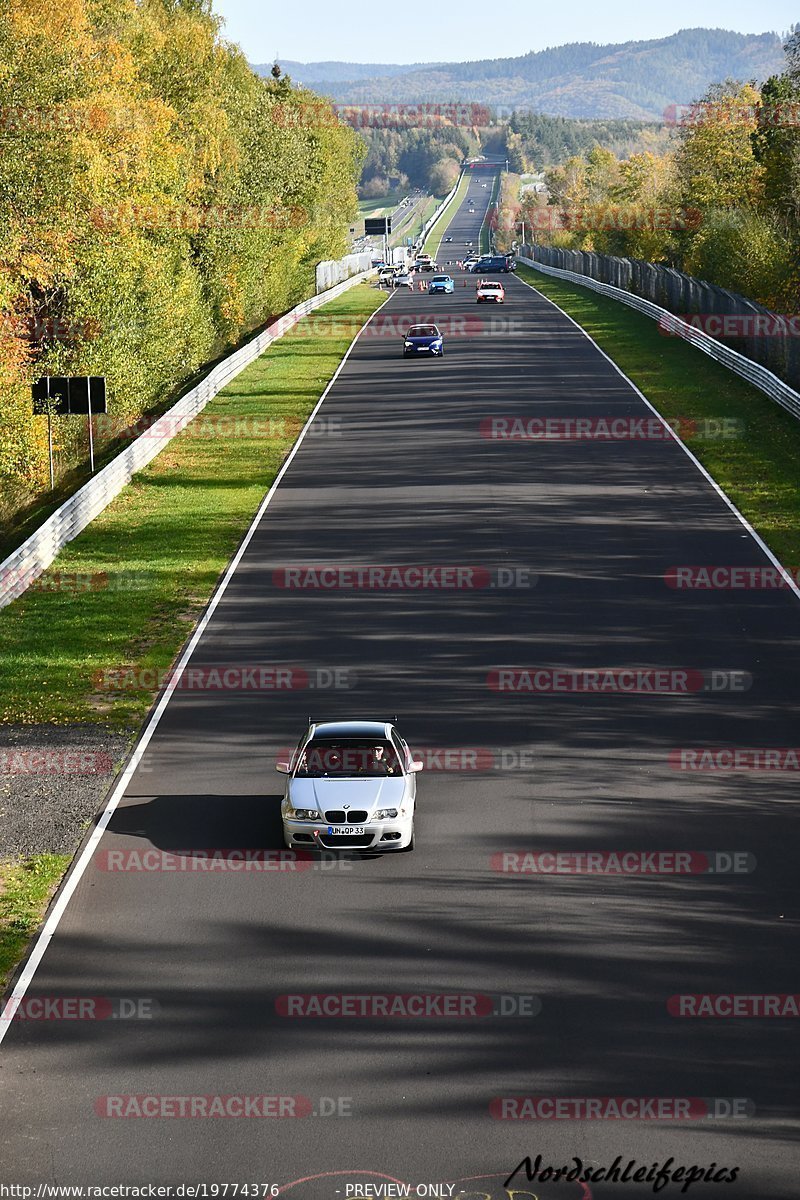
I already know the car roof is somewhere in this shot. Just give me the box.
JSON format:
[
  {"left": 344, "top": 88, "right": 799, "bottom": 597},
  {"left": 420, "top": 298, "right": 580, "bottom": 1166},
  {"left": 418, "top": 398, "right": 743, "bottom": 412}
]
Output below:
[{"left": 309, "top": 720, "right": 391, "bottom": 739}]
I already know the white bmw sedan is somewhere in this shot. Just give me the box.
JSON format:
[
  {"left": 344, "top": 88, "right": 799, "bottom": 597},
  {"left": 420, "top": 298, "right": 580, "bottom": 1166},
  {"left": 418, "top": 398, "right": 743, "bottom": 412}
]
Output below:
[{"left": 277, "top": 720, "right": 423, "bottom": 852}]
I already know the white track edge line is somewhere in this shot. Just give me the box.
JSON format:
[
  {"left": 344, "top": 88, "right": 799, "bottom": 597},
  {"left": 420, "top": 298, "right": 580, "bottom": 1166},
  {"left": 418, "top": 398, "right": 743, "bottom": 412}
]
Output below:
[
  {"left": 0, "top": 288, "right": 392, "bottom": 1044},
  {"left": 515, "top": 267, "right": 800, "bottom": 605}
]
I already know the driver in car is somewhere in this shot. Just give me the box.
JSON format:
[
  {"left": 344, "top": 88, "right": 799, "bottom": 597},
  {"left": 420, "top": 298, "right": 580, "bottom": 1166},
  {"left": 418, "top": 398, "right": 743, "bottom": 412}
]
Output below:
[{"left": 372, "top": 745, "right": 396, "bottom": 775}]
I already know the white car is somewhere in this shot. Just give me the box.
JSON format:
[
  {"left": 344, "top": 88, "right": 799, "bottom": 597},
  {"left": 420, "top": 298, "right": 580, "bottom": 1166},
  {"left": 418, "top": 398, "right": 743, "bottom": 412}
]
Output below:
[
  {"left": 277, "top": 721, "right": 422, "bottom": 851},
  {"left": 476, "top": 280, "right": 505, "bottom": 303},
  {"left": 393, "top": 272, "right": 414, "bottom": 288}
]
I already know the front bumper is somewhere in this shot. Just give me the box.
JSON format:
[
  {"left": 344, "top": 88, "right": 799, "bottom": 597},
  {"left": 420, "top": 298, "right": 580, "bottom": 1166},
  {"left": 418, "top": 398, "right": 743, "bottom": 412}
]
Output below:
[
  {"left": 404, "top": 343, "right": 442, "bottom": 354},
  {"left": 283, "top": 819, "right": 413, "bottom": 851}
]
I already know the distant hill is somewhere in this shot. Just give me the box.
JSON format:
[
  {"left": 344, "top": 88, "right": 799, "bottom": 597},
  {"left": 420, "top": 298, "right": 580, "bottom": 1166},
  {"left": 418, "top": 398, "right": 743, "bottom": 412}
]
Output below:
[
  {"left": 251, "top": 60, "right": 442, "bottom": 84},
  {"left": 254, "top": 29, "right": 785, "bottom": 121}
]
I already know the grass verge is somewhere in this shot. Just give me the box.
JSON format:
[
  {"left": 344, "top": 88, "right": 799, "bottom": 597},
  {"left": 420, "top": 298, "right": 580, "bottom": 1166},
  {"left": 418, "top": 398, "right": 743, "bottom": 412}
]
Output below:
[
  {"left": 0, "top": 855, "right": 71, "bottom": 991},
  {"left": 480, "top": 172, "right": 501, "bottom": 254},
  {"left": 517, "top": 263, "right": 800, "bottom": 569},
  {"left": 424, "top": 175, "right": 470, "bottom": 261},
  {"left": 357, "top": 190, "right": 402, "bottom": 219},
  {"left": 0, "top": 283, "right": 387, "bottom": 726}
]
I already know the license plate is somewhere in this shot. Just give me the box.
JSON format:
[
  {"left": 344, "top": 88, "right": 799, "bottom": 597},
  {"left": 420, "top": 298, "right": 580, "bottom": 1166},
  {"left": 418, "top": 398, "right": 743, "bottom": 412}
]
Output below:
[{"left": 327, "top": 825, "right": 365, "bottom": 836}]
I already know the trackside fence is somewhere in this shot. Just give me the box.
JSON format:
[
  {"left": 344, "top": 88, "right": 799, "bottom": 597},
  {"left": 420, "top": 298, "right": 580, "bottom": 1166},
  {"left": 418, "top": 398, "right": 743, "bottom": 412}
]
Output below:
[
  {"left": 518, "top": 251, "right": 800, "bottom": 423},
  {"left": 0, "top": 266, "right": 375, "bottom": 611},
  {"left": 524, "top": 243, "right": 800, "bottom": 394},
  {"left": 419, "top": 173, "right": 464, "bottom": 253}
]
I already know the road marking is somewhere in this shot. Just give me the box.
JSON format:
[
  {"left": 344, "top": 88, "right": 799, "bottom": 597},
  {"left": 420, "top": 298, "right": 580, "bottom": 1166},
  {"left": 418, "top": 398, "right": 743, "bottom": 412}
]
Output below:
[
  {"left": 0, "top": 289, "right": 393, "bottom": 1046},
  {"left": 515, "top": 268, "right": 800, "bottom": 605}
]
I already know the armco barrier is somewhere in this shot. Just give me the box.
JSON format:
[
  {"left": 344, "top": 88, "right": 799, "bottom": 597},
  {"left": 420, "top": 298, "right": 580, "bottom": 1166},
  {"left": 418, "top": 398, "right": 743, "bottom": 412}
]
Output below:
[
  {"left": 419, "top": 173, "right": 464, "bottom": 253},
  {"left": 0, "top": 268, "right": 375, "bottom": 611},
  {"left": 518, "top": 255, "right": 800, "bottom": 423},
  {"left": 525, "top": 243, "right": 800, "bottom": 392}
]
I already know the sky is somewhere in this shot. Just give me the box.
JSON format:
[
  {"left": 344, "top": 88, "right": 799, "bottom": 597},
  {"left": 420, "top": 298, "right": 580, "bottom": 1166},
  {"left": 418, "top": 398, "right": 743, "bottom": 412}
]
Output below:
[{"left": 214, "top": 0, "right": 795, "bottom": 65}]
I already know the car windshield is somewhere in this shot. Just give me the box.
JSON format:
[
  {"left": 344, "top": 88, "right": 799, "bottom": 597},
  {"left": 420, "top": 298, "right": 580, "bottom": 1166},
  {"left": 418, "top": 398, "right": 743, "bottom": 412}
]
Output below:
[
  {"left": 482, "top": 283, "right": 502, "bottom": 289},
  {"left": 408, "top": 325, "right": 439, "bottom": 338},
  {"left": 432, "top": 276, "right": 448, "bottom": 282},
  {"left": 294, "top": 740, "right": 403, "bottom": 778}
]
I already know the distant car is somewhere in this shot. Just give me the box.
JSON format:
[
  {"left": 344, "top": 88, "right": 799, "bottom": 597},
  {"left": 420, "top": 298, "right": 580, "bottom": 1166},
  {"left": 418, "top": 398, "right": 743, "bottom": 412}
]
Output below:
[
  {"left": 393, "top": 272, "right": 414, "bottom": 288},
  {"left": 277, "top": 720, "right": 423, "bottom": 852},
  {"left": 403, "top": 323, "right": 444, "bottom": 356},
  {"left": 444, "top": 236, "right": 453, "bottom": 242},
  {"left": 471, "top": 254, "right": 513, "bottom": 273},
  {"left": 429, "top": 274, "right": 454, "bottom": 294},
  {"left": 476, "top": 280, "right": 505, "bottom": 303}
]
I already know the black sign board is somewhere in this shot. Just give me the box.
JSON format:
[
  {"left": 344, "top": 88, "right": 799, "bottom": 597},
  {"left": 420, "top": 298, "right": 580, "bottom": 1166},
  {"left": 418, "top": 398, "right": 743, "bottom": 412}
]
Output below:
[
  {"left": 364, "top": 217, "right": 392, "bottom": 235},
  {"left": 32, "top": 376, "right": 107, "bottom": 415}
]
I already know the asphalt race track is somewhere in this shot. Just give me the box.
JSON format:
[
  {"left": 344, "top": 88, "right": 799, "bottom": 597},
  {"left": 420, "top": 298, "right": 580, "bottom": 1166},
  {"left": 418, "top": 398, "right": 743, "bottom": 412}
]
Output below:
[{"left": 1, "top": 160, "right": 799, "bottom": 1199}]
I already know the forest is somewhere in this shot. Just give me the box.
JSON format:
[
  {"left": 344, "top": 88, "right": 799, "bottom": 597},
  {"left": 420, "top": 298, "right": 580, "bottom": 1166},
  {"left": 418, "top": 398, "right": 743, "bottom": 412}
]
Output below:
[
  {"left": 0, "top": 0, "right": 363, "bottom": 518},
  {"left": 492, "top": 31, "right": 800, "bottom": 315}
]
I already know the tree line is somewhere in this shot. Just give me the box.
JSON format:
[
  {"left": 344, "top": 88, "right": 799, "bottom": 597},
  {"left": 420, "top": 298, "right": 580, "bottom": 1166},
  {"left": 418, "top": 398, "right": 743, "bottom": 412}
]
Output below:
[
  {"left": 493, "top": 29, "right": 800, "bottom": 315},
  {"left": 0, "top": 0, "right": 363, "bottom": 520}
]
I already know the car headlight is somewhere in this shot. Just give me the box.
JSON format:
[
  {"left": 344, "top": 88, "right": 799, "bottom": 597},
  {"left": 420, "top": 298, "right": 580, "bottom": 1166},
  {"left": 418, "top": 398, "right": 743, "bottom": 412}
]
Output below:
[
  {"left": 404, "top": 340, "right": 413, "bottom": 347},
  {"left": 372, "top": 808, "right": 399, "bottom": 820},
  {"left": 432, "top": 339, "right": 442, "bottom": 346},
  {"left": 290, "top": 808, "right": 321, "bottom": 820}
]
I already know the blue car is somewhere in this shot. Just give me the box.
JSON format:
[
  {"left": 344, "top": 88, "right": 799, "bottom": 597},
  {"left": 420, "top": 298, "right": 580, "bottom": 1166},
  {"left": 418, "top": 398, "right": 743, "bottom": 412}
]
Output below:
[
  {"left": 403, "top": 324, "right": 444, "bottom": 357},
  {"left": 428, "top": 274, "right": 455, "bottom": 294}
]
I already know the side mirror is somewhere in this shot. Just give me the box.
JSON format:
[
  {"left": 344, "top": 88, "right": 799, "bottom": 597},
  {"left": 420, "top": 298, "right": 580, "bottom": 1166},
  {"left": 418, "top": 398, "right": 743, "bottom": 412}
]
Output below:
[
  {"left": 276, "top": 761, "right": 291, "bottom": 774},
  {"left": 409, "top": 760, "right": 424, "bottom": 773}
]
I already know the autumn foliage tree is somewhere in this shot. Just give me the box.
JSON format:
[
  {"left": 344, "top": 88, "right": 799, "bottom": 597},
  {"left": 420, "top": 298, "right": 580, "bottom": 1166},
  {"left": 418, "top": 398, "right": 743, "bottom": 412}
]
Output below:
[{"left": 0, "top": 0, "right": 362, "bottom": 515}]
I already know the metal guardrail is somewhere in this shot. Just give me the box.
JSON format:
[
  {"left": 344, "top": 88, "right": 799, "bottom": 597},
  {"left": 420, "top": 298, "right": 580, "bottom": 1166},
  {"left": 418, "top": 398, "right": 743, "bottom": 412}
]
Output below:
[
  {"left": 418, "top": 173, "right": 464, "bottom": 254},
  {"left": 518, "top": 256, "right": 800, "bottom": 423},
  {"left": 0, "top": 268, "right": 375, "bottom": 611}
]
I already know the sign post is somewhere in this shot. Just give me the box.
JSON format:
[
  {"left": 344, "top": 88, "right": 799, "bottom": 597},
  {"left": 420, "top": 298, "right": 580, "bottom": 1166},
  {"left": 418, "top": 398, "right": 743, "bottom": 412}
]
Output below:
[
  {"left": 364, "top": 216, "right": 392, "bottom": 264},
  {"left": 32, "top": 376, "right": 108, "bottom": 485}
]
